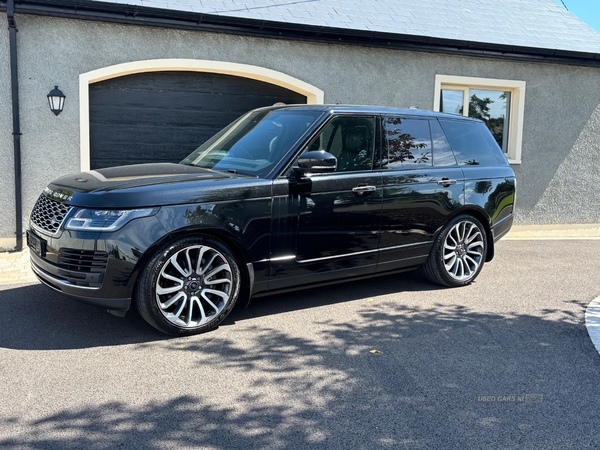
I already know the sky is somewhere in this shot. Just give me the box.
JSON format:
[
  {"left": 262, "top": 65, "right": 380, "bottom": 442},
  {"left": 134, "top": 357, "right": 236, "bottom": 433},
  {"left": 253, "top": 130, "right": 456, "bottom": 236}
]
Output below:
[{"left": 554, "top": 0, "right": 600, "bottom": 33}]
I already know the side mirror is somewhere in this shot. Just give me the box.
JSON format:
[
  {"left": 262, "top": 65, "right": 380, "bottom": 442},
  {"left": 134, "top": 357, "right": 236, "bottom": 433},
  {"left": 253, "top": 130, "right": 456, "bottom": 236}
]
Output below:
[{"left": 293, "top": 151, "right": 337, "bottom": 177}]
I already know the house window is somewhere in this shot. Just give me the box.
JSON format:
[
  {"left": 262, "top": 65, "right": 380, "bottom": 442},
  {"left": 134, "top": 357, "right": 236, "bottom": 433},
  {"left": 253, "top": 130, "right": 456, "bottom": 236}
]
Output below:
[{"left": 434, "top": 75, "right": 526, "bottom": 164}]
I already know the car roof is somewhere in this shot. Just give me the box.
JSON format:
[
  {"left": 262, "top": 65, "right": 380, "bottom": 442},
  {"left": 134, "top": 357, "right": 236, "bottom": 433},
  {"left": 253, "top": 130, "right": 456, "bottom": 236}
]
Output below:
[{"left": 262, "top": 104, "right": 476, "bottom": 121}]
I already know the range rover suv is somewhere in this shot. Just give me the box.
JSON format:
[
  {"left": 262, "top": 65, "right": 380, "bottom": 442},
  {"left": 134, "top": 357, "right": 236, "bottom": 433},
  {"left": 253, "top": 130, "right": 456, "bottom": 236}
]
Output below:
[{"left": 28, "top": 105, "right": 515, "bottom": 335}]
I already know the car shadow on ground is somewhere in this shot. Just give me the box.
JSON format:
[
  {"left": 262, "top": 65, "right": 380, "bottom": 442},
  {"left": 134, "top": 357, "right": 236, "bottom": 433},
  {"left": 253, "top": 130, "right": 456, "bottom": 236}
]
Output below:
[{"left": 0, "top": 270, "right": 440, "bottom": 351}]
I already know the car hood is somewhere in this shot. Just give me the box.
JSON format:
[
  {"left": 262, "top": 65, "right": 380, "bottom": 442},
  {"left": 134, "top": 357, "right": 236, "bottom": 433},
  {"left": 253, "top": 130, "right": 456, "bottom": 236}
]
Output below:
[{"left": 46, "top": 163, "right": 262, "bottom": 208}]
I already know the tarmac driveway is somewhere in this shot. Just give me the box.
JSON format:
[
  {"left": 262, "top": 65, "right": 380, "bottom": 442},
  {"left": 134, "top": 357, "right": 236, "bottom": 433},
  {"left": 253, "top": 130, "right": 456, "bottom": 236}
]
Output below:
[{"left": 0, "top": 240, "right": 599, "bottom": 449}]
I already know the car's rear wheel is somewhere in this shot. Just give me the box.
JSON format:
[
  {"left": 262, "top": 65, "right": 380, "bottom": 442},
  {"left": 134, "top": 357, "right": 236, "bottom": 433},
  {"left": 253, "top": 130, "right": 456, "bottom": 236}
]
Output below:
[
  {"left": 136, "top": 236, "right": 241, "bottom": 335},
  {"left": 423, "top": 215, "right": 487, "bottom": 287}
]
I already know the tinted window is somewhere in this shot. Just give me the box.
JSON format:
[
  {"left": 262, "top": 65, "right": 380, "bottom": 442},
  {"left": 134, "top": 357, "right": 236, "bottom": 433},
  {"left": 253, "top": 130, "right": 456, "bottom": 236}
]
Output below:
[
  {"left": 182, "top": 109, "right": 323, "bottom": 176},
  {"left": 438, "top": 119, "right": 503, "bottom": 167},
  {"left": 383, "top": 117, "right": 432, "bottom": 169},
  {"left": 430, "top": 119, "right": 457, "bottom": 167},
  {"left": 305, "top": 116, "right": 376, "bottom": 172}
]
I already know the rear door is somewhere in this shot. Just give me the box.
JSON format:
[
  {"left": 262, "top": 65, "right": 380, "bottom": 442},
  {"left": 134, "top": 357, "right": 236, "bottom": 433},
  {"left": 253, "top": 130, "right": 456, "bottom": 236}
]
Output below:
[{"left": 378, "top": 116, "right": 464, "bottom": 272}]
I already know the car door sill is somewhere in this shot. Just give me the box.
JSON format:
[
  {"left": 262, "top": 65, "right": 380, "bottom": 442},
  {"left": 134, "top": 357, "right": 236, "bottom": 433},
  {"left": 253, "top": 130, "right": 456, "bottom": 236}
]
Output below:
[{"left": 252, "top": 266, "right": 419, "bottom": 299}]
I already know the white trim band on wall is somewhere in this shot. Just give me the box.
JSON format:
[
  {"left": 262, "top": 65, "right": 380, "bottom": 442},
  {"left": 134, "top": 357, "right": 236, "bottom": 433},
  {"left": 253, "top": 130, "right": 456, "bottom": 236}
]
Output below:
[{"left": 79, "top": 59, "right": 325, "bottom": 172}]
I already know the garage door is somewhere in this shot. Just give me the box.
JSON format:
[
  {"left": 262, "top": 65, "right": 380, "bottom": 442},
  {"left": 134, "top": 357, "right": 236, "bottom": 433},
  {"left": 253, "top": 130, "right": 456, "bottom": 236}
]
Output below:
[{"left": 89, "top": 71, "right": 307, "bottom": 169}]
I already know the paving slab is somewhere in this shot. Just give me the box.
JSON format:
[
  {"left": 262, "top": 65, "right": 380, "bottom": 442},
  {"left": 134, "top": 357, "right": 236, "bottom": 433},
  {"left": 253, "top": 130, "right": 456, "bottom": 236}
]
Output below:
[{"left": 0, "top": 248, "right": 38, "bottom": 286}]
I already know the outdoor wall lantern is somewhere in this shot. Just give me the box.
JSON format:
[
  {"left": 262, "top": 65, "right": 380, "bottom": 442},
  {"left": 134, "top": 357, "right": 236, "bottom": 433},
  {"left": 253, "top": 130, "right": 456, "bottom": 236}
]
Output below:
[{"left": 47, "top": 86, "right": 65, "bottom": 116}]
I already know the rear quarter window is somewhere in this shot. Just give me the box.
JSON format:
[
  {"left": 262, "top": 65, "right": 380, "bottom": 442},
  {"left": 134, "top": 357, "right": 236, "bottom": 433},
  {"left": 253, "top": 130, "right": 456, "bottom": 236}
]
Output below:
[
  {"left": 429, "top": 119, "right": 458, "bottom": 167},
  {"left": 438, "top": 119, "right": 508, "bottom": 167}
]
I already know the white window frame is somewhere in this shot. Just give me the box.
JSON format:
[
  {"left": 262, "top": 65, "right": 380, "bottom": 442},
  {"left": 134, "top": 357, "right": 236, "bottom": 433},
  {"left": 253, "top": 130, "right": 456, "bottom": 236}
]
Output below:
[{"left": 433, "top": 75, "right": 526, "bottom": 164}]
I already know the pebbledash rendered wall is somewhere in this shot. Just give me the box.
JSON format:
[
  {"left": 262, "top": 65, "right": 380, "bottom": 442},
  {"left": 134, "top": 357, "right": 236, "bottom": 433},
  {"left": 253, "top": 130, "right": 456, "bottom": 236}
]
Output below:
[{"left": 1, "top": 13, "right": 600, "bottom": 249}]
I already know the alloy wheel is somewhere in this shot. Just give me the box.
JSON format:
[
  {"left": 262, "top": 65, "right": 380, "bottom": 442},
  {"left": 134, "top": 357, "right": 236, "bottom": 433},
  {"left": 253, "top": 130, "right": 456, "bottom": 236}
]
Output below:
[
  {"left": 442, "top": 220, "right": 485, "bottom": 282},
  {"left": 155, "top": 245, "right": 233, "bottom": 328}
]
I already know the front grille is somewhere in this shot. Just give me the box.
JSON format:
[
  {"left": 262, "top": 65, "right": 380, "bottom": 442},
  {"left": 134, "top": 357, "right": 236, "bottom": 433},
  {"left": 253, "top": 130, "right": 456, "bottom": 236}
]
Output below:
[
  {"left": 30, "top": 194, "right": 73, "bottom": 235},
  {"left": 58, "top": 249, "right": 108, "bottom": 273}
]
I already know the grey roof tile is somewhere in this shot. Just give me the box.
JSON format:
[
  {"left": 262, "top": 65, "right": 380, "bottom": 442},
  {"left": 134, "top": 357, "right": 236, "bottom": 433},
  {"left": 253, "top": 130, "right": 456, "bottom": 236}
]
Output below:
[
  {"left": 167, "top": 3, "right": 194, "bottom": 11},
  {"left": 308, "top": 11, "right": 332, "bottom": 21},
  {"left": 200, "top": 0, "right": 225, "bottom": 7},
  {"left": 87, "top": 0, "right": 600, "bottom": 53},
  {"left": 140, "top": 1, "right": 172, "bottom": 8},
  {"left": 287, "top": 8, "right": 312, "bottom": 19}
]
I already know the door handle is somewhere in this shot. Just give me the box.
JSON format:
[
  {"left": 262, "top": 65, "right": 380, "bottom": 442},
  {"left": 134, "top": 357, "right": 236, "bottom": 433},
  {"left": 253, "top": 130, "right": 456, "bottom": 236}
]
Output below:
[
  {"left": 437, "top": 178, "right": 457, "bottom": 187},
  {"left": 352, "top": 185, "right": 377, "bottom": 194}
]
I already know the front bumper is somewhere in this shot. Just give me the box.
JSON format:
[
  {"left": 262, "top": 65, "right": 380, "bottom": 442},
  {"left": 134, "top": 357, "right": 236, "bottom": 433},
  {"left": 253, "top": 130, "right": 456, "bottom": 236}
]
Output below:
[
  {"left": 27, "top": 214, "right": 168, "bottom": 312},
  {"left": 30, "top": 249, "right": 132, "bottom": 311}
]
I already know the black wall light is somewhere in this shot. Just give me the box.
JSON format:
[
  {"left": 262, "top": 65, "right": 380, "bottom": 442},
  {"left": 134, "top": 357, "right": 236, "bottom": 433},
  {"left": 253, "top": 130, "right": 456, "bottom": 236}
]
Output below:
[{"left": 47, "top": 86, "right": 65, "bottom": 115}]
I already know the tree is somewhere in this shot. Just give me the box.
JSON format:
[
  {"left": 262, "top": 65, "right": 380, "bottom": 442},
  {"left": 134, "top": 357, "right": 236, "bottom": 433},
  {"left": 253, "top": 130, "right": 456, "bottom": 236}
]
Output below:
[{"left": 464, "top": 94, "right": 507, "bottom": 149}]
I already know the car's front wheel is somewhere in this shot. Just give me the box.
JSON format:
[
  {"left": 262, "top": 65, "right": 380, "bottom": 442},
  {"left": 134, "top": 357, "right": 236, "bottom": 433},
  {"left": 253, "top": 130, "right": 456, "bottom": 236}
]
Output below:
[
  {"left": 136, "top": 236, "right": 241, "bottom": 335},
  {"left": 423, "top": 215, "right": 487, "bottom": 287}
]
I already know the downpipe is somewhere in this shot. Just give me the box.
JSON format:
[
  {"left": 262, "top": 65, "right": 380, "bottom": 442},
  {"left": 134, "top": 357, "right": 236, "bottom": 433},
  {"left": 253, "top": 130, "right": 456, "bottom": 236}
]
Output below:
[{"left": 7, "top": 0, "right": 23, "bottom": 251}]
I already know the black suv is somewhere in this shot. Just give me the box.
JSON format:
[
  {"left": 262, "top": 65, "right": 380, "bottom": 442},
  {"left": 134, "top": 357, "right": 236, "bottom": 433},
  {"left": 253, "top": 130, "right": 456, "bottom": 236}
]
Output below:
[{"left": 28, "top": 105, "right": 515, "bottom": 335}]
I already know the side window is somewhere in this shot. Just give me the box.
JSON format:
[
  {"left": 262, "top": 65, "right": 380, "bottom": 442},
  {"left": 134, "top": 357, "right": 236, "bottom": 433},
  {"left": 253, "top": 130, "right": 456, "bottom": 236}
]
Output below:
[
  {"left": 383, "top": 117, "right": 432, "bottom": 169},
  {"left": 305, "top": 116, "right": 375, "bottom": 172},
  {"left": 438, "top": 119, "right": 504, "bottom": 166},
  {"left": 429, "top": 119, "right": 458, "bottom": 167}
]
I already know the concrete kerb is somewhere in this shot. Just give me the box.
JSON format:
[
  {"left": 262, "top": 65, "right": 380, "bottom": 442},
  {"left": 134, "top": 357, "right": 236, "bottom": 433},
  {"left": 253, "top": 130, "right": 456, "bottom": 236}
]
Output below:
[{"left": 504, "top": 223, "right": 600, "bottom": 240}]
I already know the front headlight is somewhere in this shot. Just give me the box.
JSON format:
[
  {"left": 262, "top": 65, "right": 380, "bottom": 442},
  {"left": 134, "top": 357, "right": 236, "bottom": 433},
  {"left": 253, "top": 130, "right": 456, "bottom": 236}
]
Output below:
[{"left": 65, "top": 208, "right": 156, "bottom": 232}]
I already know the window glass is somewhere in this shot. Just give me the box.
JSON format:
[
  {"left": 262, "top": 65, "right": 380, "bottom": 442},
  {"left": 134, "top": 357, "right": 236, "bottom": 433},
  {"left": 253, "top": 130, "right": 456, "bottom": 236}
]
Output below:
[
  {"left": 430, "top": 119, "right": 457, "bottom": 167},
  {"left": 182, "top": 109, "right": 322, "bottom": 177},
  {"left": 440, "top": 89, "right": 464, "bottom": 115},
  {"left": 477, "top": 121, "right": 509, "bottom": 165},
  {"left": 383, "top": 117, "right": 432, "bottom": 169},
  {"left": 439, "top": 119, "right": 501, "bottom": 167},
  {"left": 305, "top": 116, "right": 375, "bottom": 172},
  {"left": 468, "top": 89, "right": 511, "bottom": 153}
]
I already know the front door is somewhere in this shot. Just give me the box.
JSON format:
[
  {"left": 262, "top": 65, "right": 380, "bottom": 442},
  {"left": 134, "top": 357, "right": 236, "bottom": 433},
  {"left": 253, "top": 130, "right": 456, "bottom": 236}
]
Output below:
[{"left": 269, "top": 115, "right": 383, "bottom": 289}]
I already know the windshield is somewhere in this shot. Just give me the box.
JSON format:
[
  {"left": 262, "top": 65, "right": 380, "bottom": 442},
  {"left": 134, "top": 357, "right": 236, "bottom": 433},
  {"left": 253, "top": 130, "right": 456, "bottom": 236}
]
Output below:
[{"left": 181, "top": 109, "right": 324, "bottom": 177}]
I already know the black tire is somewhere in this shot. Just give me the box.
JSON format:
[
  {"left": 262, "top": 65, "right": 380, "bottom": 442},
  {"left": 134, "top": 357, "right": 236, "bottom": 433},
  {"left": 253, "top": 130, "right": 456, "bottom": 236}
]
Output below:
[
  {"left": 135, "top": 236, "right": 241, "bottom": 336},
  {"left": 423, "top": 215, "right": 487, "bottom": 287}
]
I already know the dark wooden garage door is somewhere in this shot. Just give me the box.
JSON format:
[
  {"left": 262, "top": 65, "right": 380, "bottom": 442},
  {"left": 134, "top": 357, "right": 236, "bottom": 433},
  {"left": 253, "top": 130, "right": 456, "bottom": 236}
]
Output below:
[{"left": 89, "top": 71, "right": 307, "bottom": 169}]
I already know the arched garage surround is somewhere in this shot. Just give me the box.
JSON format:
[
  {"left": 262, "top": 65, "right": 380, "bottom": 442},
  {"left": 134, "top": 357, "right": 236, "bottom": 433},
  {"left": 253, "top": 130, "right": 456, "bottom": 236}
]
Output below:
[{"left": 79, "top": 59, "right": 325, "bottom": 171}]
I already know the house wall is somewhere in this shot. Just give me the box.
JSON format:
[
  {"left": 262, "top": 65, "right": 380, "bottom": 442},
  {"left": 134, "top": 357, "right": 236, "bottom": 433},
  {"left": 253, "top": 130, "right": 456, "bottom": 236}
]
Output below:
[{"left": 1, "top": 13, "right": 600, "bottom": 246}]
